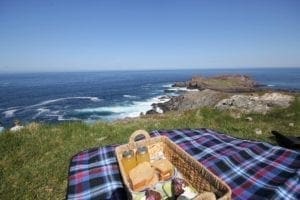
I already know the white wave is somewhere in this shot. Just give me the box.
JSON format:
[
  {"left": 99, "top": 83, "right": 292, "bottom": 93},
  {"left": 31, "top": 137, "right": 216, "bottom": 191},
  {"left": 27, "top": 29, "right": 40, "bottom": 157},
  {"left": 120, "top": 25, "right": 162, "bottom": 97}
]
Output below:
[
  {"left": 48, "top": 110, "right": 60, "bottom": 115},
  {"left": 267, "top": 84, "right": 275, "bottom": 87},
  {"left": 32, "top": 108, "right": 50, "bottom": 119},
  {"left": 151, "top": 95, "right": 171, "bottom": 103},
  {"left": 20, "top": 96, "right": 101, "bottom": 110},
  {"left": 90, "top": 97, "right": 101, "bottom": 102},
  {"left": 123, "top": 94, "right": 138, "bottom": 99},
  {"left": 162, "top": 83, "right": 198, "bottom": 92},
  {"left": 2, "top": 97, "right": 100, "bottom": 120},
  {"left": 36, "top": 96, "right": 101, "bottom": 106},
  {"left": 57, "top": 115, "right": 80, "bottom": 121},
  {"left": 58, "top": 115, "right": 65, "bottom": 121},
  {"left": 155, "top": 106, "right": 164, "bottom": 114},
  {"left": 162, "top": 83, "right": 173, "bottom": 88},
  {"left": 166, "top": 87, "right": 199, "bottom": 92},
  {"left": 76, "top": 95, "right": 171, "bottom": 120},
  {"left": 3, "top": 109, "right": 17, "bottom": 118}
]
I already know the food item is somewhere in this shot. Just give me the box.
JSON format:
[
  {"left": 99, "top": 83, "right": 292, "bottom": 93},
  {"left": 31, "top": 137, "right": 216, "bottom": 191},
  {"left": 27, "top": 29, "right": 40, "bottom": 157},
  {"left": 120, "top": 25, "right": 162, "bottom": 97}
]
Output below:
[
  {"left": 179, "top": 186, "right": 198, "bottom": 199},
  {"left": 132, "top": 192, "right": 146, "bottom": 200},
  {"left": 129, "top": 162, "right": 155, "bottom": 191},
  {"left": 148, "top": 173, "right": 159, "bottom": 186},
  {"left": 160, "top": 172, "right": 172, "bottom": 181},
  {"left": 136, "top": 146, "right": 150, "bottom": 164},
  {"left": 162, "top": 181, "right": 172, "bottom": 198},
  {"left": 151, "top": 159, "right": 173, "bottom": 174},
  {"left": 149, "top": 143, "right": 164, "bottom": 160},
  {"left": 172, "top": 178, "right": 187, "bottom": 198},
  {"left": 122, "top": 150, "right": 136, "bottom": 175},
  {"left": 145, "top": 189, "right": 162, "bottom": 200},
  {"left": 163, "top": 179, "right": 198, "bottom": 199},
  {"left": 151, "top": 159, "right": 173, "bottom": 181}
]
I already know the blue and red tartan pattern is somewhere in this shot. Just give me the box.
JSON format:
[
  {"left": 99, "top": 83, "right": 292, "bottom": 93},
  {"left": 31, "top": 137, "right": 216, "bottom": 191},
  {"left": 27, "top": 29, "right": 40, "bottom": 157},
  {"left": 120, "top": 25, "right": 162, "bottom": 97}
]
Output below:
[{"left": 67, "top": 129, "right": 300, "bottom": 200}]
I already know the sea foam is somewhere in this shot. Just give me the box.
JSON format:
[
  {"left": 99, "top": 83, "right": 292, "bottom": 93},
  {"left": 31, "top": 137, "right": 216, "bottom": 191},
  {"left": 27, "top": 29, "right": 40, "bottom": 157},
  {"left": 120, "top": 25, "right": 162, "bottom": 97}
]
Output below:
[
  {"left": 31, "top": 96, "right": 101, "bottom": 108},
  {"left": 2, "top": 96, "right": 102, "bottom": 120},
  {"left": 76, "top": 95, "right": 170, "bottom": 120},
  {"left": 123, "top": 94, "right": 138, "bottom": 99},
  {"left": 3, "top": 109, "right": 17, "bottom": 118},
  {"left": 32, "top": 108, "right": 50, "bottom": 119}
]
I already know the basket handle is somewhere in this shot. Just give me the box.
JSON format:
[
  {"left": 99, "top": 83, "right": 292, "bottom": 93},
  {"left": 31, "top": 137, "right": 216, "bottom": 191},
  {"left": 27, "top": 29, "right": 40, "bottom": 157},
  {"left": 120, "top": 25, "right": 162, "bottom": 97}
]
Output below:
[{"left": 129, "top": 129, "right": 150, "bottom": 144}]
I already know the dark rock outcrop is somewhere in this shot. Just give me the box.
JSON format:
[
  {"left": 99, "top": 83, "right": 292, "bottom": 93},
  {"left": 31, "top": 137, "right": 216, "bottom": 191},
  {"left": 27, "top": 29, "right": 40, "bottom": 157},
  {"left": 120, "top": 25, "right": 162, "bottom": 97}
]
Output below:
[
  {"left": 145, "top": 109, "right": 159, "bottom": 115},
  {"left": 150, "top": 91, "right": 295, "bottom": 115},
  {"left": 154, "top": 89, "right": 226, "bottom": 112},
  {"left": 172, "top": 81, "right": 187, "bottom": 87}
]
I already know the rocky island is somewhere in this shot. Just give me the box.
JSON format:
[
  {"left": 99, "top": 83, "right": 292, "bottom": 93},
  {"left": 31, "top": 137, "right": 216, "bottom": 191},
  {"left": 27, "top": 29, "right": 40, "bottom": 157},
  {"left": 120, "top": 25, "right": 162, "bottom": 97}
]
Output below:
[
  {"left": 173, "top": 74, "right": 258, "bottom": 92},
  {"left": 147, "top": 75, "right": 295, "bottom": 116}
]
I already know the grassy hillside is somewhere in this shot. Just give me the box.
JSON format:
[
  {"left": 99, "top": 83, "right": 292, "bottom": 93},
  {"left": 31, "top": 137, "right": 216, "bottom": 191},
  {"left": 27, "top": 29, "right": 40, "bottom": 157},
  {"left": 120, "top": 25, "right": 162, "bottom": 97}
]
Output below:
[{"left": 0, "top": 97, "right": 299, "bottom": 199}]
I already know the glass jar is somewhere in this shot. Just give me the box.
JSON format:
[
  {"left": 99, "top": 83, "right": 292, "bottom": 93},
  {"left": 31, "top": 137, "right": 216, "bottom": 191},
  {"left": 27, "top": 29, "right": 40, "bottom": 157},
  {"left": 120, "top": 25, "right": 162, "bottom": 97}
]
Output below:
[
  {"left": 136, "top": 146, "right": 150, "bottom": 164},
  {"left": 122, "top": 150, "right": 136, "bottom": 175}
]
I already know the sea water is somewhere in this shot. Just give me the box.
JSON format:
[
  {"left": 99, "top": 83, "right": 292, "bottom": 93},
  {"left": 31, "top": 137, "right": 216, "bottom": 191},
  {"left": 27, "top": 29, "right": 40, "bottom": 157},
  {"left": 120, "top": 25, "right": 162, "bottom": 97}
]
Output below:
[{"left": 0, "top": 68, "right": 299, "bottom": 126}]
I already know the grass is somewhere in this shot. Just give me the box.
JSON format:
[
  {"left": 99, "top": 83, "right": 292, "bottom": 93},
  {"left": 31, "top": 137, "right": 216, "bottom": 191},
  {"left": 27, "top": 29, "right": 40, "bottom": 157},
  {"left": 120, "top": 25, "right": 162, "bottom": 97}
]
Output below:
[{"left": 0, "top": 96, "right": 299, "bottom": 199}]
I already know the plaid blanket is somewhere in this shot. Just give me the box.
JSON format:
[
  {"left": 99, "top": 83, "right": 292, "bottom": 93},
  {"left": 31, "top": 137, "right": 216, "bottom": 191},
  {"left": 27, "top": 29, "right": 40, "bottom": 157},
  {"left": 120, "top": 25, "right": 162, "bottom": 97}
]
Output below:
[{"left": 67, "top": 129, "right": 300, "bottom": 200}]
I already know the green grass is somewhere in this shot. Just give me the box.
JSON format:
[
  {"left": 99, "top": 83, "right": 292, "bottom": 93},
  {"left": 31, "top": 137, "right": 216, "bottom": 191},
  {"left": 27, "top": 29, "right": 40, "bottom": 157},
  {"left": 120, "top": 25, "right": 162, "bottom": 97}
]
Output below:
[{"left": 0, "top": 97, "right": 299, "bottom": 199}]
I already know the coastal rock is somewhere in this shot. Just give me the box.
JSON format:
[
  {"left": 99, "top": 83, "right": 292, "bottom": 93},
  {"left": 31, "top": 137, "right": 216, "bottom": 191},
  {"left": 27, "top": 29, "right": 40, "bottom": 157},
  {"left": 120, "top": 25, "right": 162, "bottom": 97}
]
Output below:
[
  {"left": 10, "top": 125, "right": 24, "bottom": 132},
  {"left": 259, "top": 93, "right": 295, "bottom": 108},
  {"left": 215, "top": 92, "right": 294, "bottom": 114},
  {"left": 158, "top": 95, "right": 171, "bottom": 101},
  {"left": 255, "top": 128, "right": 263, "bottom": 135},
  {"left": 155, "top": 96, "right": 184, "bottom": 112},
  {"left": 289, "top": 123, "right": 294, "bottom": 127},
  {"left": 154, "top": 89, "right": 225, "bottom": 112},
  {"left": 172, "top": 81, "right": 187, "bottom": 87},
  {"left": 173, "top": 74, "right": 257, "bottom": 92},
  {"left": 245, "top": 117, "right": 253, "bottom": 122},
  {"left": 145, "top": 109, "right": 159, "bottom": 115},
  {"left": 147, "top": 75, "right": 296, "bottom": 116}
]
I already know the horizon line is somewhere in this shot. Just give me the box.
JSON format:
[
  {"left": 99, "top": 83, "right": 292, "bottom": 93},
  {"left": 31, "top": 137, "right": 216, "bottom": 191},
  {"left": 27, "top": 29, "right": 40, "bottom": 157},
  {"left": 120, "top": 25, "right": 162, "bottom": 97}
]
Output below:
[{"left": 0, "top": 66, "right": 299, "bottom": 74}]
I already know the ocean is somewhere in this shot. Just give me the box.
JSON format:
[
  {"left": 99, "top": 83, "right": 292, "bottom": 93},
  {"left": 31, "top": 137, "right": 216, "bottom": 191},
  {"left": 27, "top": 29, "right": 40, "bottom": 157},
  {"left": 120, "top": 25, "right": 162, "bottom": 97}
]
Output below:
[{"left": 0, "top": 68, "right": 299, "bottom": 127}]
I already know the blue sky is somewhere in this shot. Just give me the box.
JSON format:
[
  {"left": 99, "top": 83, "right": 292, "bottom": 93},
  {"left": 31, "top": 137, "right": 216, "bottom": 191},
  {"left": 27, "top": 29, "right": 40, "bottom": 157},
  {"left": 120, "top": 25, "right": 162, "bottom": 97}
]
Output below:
[{"left": 0, "top": 0, "right": 299, "bottom": 72}]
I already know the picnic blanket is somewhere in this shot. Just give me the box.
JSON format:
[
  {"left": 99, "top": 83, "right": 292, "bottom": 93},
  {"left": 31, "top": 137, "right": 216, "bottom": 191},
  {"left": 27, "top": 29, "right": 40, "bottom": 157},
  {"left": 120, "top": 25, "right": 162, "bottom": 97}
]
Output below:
[{"left": 67, "top": 129, "right": 300, "bottom": 200}]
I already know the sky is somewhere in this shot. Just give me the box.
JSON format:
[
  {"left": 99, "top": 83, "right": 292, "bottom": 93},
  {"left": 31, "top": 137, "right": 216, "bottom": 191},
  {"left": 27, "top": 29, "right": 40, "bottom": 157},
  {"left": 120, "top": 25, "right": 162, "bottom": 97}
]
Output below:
[{"left": 0, "top": 0, "right": 300, "bottom": 72}]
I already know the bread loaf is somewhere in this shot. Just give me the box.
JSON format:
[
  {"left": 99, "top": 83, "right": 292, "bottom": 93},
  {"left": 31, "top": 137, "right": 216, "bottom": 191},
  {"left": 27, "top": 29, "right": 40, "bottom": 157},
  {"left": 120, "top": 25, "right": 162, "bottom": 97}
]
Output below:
[
  {"left": 129, "top": 162, "right": 155, "bottom": 191},
  {"left": 151, "top": 159, "right": 173, "bottom": 181}
]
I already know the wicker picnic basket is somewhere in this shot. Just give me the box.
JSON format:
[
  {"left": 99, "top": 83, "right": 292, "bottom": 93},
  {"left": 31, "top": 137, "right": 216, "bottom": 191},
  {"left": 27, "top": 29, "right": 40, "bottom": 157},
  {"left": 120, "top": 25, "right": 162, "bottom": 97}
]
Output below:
[{"left": 115, "top": 130, "right": 232, "bottom": 200}]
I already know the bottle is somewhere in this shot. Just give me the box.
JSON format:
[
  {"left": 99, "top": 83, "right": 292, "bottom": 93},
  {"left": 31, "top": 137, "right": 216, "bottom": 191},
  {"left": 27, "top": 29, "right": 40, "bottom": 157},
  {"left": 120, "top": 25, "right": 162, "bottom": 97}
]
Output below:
[
  {"left": 136, "top": 146, "right": 150, "bottom": 164},
  {"left": 122, "top": 150, "right": 136, "bottom": 175}
]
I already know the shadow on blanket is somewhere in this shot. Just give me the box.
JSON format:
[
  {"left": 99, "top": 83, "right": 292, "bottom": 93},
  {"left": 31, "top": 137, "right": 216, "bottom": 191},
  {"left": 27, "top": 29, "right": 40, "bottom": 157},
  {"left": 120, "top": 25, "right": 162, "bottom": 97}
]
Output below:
[
  {"left": 110, "top": 188, "right": 127, "bottom": 200},
  {"left": 272, "top": 130, "right": 300, "bottom": 150}
]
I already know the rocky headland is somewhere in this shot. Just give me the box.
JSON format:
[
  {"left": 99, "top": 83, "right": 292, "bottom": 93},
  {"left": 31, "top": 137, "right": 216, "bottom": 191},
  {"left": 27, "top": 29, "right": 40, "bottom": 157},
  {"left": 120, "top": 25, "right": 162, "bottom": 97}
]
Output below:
[
  {"left": 173, "top": 74, "right": 258, "bottom": 92},
  {"left": 146, "top": 75, "right": 296, "bottom": 116}
]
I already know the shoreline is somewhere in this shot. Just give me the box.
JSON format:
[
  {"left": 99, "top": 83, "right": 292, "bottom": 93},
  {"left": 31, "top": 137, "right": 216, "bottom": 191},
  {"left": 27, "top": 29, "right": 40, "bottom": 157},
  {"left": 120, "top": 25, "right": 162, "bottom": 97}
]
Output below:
[
  {"left": 1, "top": 73, "right": 299, "bottom": 128},
  {"left": 146, "top": 75, "right": 299, "bottom": 116}
]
